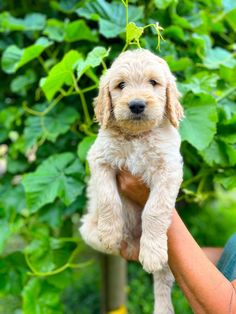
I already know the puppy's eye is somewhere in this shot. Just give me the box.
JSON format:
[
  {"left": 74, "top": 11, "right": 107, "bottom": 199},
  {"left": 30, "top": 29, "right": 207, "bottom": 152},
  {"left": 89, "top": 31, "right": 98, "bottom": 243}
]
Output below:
[
  {"left": 149, "top": 79, "right": 158, "bottom": 86},
  {"left": 117, "top": 81, "right": 126, "bottom": 89}
]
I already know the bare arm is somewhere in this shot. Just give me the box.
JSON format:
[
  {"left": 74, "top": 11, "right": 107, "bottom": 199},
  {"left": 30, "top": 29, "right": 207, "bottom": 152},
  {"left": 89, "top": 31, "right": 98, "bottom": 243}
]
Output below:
[{"left": 117, "top": 170, "right": 236, "bottom": 314}]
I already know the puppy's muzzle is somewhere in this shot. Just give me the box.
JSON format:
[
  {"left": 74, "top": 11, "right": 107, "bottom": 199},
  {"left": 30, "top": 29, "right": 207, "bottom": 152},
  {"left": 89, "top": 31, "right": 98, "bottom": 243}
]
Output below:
[{"left": 128, "top": 99, "right": 146, "bottom": 115}]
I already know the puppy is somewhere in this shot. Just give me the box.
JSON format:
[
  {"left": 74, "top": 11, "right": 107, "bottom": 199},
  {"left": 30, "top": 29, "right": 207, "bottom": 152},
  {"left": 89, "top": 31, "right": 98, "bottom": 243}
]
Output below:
[{"left": 80, "top": 49, "right": 183, "bottom": 314}]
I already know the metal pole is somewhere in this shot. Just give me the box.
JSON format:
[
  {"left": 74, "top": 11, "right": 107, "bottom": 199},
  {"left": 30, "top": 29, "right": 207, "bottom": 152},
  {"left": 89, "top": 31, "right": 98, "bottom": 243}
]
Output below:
[{"left": 101, "top": 254, "right": 127, "bottom": 314}]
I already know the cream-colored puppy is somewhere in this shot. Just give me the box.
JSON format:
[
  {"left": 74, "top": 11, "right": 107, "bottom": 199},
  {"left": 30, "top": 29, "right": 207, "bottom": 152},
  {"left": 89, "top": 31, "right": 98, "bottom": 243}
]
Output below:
[{"left": 80, "top": 49, "right": 183, "bottom": 314}]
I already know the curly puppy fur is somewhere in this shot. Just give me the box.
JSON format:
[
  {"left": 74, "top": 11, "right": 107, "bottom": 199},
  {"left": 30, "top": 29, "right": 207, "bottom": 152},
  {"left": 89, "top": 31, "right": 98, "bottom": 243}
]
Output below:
[{"left": 80, "top": 49, "right": 184, "bottom": 314}]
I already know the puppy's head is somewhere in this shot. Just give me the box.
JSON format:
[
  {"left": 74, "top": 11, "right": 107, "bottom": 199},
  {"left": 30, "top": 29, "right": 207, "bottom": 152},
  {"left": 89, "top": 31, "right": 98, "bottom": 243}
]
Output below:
[{"left": 94, "top": 49, "right": 183, "bottom": 133}]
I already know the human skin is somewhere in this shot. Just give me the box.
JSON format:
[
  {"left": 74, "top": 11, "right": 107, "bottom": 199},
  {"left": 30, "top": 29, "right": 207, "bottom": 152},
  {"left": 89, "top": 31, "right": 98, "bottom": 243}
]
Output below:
[{"left": 117, "top": 170, "right": 236, "bottom": 314}]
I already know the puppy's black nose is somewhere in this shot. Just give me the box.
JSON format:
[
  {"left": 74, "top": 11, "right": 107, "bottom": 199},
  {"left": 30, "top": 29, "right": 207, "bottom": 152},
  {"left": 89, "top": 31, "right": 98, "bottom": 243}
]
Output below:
[{"left": 128, "top": 99, "right": 146, "bottom": 114}]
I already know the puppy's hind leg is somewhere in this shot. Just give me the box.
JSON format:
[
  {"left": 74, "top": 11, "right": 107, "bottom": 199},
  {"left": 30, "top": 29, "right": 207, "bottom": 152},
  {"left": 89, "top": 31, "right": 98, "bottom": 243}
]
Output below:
[
  {"left": 80, "top": 214, "right": 119, "bottom": 255},
  {"left": 153, "top": 265, "right": 175, "bottom": 314}
]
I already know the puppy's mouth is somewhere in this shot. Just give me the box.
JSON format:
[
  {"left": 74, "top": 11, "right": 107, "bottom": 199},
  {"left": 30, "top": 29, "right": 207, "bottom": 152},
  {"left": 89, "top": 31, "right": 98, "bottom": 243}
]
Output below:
[{"left": 130, "top": 113, "right": 146, "bottom": 121}]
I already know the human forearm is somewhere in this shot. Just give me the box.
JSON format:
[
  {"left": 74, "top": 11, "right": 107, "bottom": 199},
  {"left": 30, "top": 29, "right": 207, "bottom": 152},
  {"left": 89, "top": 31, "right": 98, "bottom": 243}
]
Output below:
[{"left": 168, "top": 210, "right": 236, "bottom": 314}]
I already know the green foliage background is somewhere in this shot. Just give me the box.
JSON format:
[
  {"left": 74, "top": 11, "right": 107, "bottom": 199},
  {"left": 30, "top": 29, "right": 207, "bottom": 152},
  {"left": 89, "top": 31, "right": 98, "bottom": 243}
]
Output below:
[{"left": 0, "top": 0, "right": 236, "bottom": 313}]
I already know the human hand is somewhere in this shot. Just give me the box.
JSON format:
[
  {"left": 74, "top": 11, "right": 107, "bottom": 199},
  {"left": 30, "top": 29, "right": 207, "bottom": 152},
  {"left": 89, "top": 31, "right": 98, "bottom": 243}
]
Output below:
[
  {"left": 117, "top": 170, "right": 149, "bottom": 260},
  {"left": 116, "top": 169, "right": 149, "bottom": 207},
  {"left": 120, "top": 240, "right": 140, "bottom": 261}
]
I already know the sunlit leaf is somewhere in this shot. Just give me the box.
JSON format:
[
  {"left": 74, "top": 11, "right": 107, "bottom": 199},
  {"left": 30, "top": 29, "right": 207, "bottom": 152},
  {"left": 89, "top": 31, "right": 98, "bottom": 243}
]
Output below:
[
  {"left": 1, "top": 37, "right": 52, "bottom": 73},
  {"left": 22, "top": 153, "right": 84, "bottom": 212},
  {"left": 40, "top": 50, "right": 82, "bottom": 101},
  {"left": 180, "top": 93, "right": 218, "bottom": 150}
]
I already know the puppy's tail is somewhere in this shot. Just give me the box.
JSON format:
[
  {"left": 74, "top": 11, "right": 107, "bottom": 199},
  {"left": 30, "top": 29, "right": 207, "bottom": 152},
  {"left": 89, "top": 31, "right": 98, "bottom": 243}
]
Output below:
[{"left": 153, "top": 266, "right": 175, "bottom": 314}]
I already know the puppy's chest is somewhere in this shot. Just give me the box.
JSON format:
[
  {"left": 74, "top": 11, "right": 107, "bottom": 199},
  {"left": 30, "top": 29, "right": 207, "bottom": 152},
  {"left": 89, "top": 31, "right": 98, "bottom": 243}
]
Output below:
[{"left": 104, "top": 138, "right": 162, "bottom": 174}]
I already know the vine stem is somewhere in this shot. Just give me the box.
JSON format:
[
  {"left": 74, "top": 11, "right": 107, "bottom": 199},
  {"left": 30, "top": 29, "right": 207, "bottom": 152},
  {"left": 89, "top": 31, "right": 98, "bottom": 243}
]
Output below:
[
  {"left": 25, "top": 245, "right": 93, "bottom": 277},
  {"left": 82, "top": 84, "right": 98, "bottom": 93},
  {"left": 72, "top": 74, "right": 92, "bottom": 126},
  {"left": 217, "top": 86, "right": 236, "bottom": 102},
  {"left": 23, "top": 92, "right": 64, "bottom": 116}
]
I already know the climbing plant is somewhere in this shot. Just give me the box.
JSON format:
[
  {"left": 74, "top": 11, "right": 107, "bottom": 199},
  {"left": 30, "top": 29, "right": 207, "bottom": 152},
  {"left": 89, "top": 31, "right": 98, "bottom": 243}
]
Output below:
[{"left": 0, "top": 0, "right": 236, "bottom": 313}]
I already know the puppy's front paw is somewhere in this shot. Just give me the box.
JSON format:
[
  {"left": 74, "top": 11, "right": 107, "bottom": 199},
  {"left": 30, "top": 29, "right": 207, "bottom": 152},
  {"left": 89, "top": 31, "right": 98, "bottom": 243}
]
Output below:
[
  {"left": 139, "top": 237, "right": 168, "bottom": 273},
  {"left": 98, "top": 217, "right": 123, "bottom": 251}
]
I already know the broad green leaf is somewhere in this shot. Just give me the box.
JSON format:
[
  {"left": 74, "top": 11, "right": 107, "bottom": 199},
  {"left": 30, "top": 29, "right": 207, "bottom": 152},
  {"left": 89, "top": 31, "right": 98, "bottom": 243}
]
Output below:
[
  {"left": 76, "top": 0, "right": 144, "bottom": 38},
  {"left": 24, "top": 225, "right": 77, "bottom": 273},
  {"left": 215, "top": 170, "right": 236, "bottom": 190},
  {"left": 77, "top": 46, "right": 109, "bottom": 79},
  {"left": 225, "top": 9, "right": 236, "bottom": 30},
  {"left": 154, "top": 0, "right": 175, "bottom": 9},
  {"left": 179, "top": 72, "right": 218, "bottom": 94},
  {"left": 23, "top": 106, "right": 79, "bottom": 149},
  {"left": 200, "top": 139, "right": 236, "bottom": 167},
  {"left": 203, "top": 47, "right": 236, "bottom": 69},
  {"left": 1, "top": 37, "right": 52, "bottom": 73},
  {"left": 0, "top": 184, "right": 26, "bottom": 216},
  {"left": 190, "top": 34, "right": 212, "bottom": 57},
  {"left": 164, "top": 25, "right": 185, "bottom": 41},
  {"left": 39, "top": 203, "right": 64, "bottom": 229},
  {"left": 50, "top": 0, "right": 81, "bottom": 13},
  {"left": 64, "top": 20, "right": 97, "bottom": 42},
  {"left": 0, "top": 12, "right": 46, "bottom": 32},
  {"left": 25, "top": 239, "right": 55, "bottom": 273},
  {"left": 22, "top": 153, "right": 84, "bottom": 212},
  {"left": 10, "top": 69, "right": 36, "bottom": 96},
  {"left": 180, "top": 93, "right": 218, "bottom": 150},
  {"left": 218, "top": 99, "right": 236, "bottom": 122},
  {"left": 23, "top": 278, "right": 63, "bottom": 314},
  {"left": 165, "top": 56, "right": 192, "bottom": 72},
  {"left": 43, "top": 18, "right": 65, "bottom": 42},
  {"left": 77, "top": 135, "right": 96, "bottom": 162},
  {"left": 44, "top": 19, "right": 98, "bottom": 43},
  {"left": 0, "top": 106, "right": 23, "bottom": 130},
  {"left": 41, "top": 50, "right": 82, "bottom": 101}
]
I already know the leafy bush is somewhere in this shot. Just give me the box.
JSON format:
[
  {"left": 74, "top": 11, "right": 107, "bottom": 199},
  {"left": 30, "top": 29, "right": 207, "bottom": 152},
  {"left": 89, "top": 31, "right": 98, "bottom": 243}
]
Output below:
[{"left": 0, "top": 0, "right": 236, "bottom": 313}]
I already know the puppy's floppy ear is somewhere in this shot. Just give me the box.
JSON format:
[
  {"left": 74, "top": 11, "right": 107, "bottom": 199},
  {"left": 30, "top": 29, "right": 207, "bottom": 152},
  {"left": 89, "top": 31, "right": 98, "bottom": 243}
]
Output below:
[
  {"left": 94, "top": 73, "right": 111, "bottom": 128},
  {"left": 166, "top": 75, "right": 184, "bottom": 128}
]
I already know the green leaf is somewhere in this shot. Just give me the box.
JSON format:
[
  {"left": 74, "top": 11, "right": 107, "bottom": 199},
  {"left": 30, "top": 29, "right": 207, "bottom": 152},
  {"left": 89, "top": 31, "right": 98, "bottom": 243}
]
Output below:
[
  {"left": 215, "top": 170, "right": 236, "bottom": 190},
  {"left": 64, "top": 20, "right": 97, "bottom": 42},
  {"left": 165, "top": 56, "right": 192, "bottom": 72},
  {"left": 0, "top": 219, "right": 11, "bottom": 254},
  {"left": 154, "top": 0, "right": 175, "bottom": 9},
  {"left": 22, "top": 153, "right": 84, "bottom": 212},
  {"left": 39, "top": 203, "right": 64, "bottom": 229},
  {"left": 41, "top": 50, "right": 82, "bottom": 101},
  {"left": 50, "top": 0, "right": 81, "bottom": 13},
  {"left": 180, "top": 93, "right": 218, "bottom": 150},
  {"left": 77, "top": 135, "right": 96, "bottom": 162},
  {"left": 225, "top": 9, "right": 236, "bottom": 30},
  {"left": 0, "top": 12, "right": 46, "bottom": 32},
  {"left": 203, "top": 47, "right": 236, "bottom": 69},
  {"left": 200, "top": 139, "right": 236, "bottom": 167},
  {"left": 23, "top": 278, "right": 63, "bottom": 314},
  {"left": 23, "top": 106, "right": 79, "bottom": 150},
  {"left": 76, "top": 0, "right": 144, "bottom": 38},
  {"left": 44, "top": 19, "right": 98, "bottom": 43},
  {"left": 1, "top": 37, "right": 52, "bottom": 73},
  {"left": 179, "top": 72, "right": 218, "bottom": 94},
  {"left": 164, "top": 25, "right": 185, "bottom": 42},
  {"left": 126, "top": 22, "right": 144, "bottom": 45},
  {"left": 0, "top": 106, "right": 23, "bottom": 130},
  {"left": 43, "top": 18, "right": 65, "bottom": 42},
  {"left": 10, "top": 69, "right": 36, "bottom": 96},
  {"left": 77, "top": 46, "right": 109, "bottom": 79},
  {"left": 222, "top": 0, "right": 236, "bottom": 12}
]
